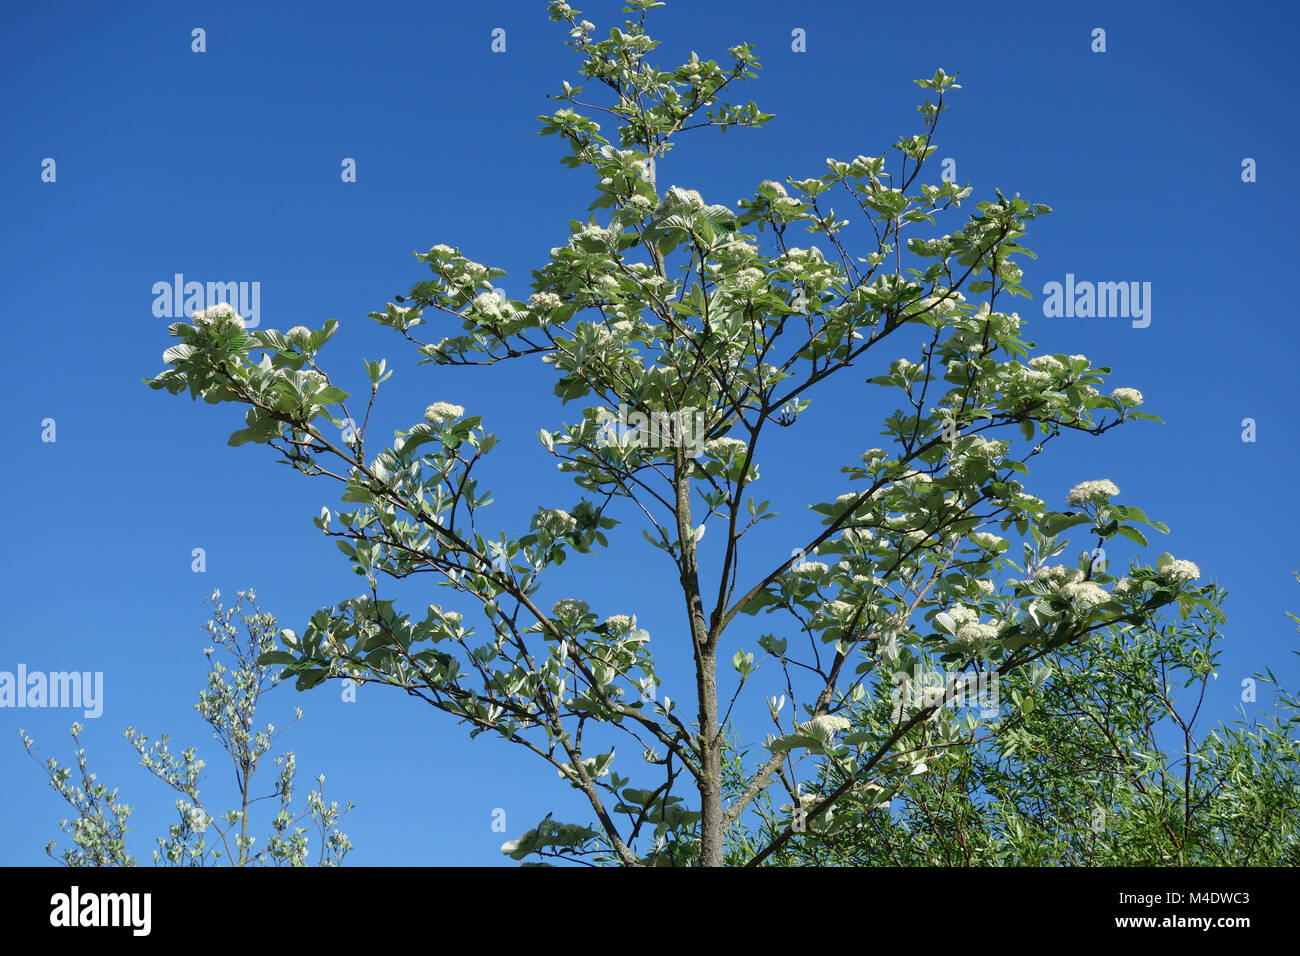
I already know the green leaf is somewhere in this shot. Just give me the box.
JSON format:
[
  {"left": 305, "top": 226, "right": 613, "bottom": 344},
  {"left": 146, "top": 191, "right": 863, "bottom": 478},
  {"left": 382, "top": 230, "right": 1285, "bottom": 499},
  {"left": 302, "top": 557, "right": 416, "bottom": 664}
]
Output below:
[
  {"left": 1040, "top": 512, "right": 1091, "bottom": 536},
  {"left": 1116, "top": 525, "right": 1148, "bottom": 547},
  {"left": 257, "top": 651, "right": 296, "bottom": 666}
]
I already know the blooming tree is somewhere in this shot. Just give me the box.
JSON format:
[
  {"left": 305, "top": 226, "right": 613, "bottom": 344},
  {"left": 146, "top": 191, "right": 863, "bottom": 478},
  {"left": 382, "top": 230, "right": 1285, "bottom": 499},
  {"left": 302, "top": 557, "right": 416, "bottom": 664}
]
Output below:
[{"left": 149, "top": 1, "right": 1224, "bottom": 865}]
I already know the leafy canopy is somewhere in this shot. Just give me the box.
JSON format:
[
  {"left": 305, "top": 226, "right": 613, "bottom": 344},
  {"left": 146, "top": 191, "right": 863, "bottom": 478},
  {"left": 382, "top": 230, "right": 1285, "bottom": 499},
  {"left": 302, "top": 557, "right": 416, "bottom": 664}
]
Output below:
[{"left": 148, "top": 1, "right": 1245, "bottom": 866}]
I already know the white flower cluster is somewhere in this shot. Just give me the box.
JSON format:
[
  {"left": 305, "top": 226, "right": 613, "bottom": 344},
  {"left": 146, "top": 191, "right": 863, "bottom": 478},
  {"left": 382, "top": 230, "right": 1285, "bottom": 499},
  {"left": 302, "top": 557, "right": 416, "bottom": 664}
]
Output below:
[
  {"left": 1059, "top": 580, "right": 1109, "bottom": 607},
  {"left": 1034, "top": 566, "right": 1111, "bottom": 607},
  {"left": 897, "top": 469, "right": 933, "bottom": 485},
  {"left": 993, "top": 310, "right": 1023, "bottom": 334},
  {"left": 1012, "top": 364, "right": 1052, "bottom": 385},
  {"left": 947, "top": 604, "right": 998, "bottom": 645},
  {"left": 473, "top": 290, "right": 504, "bottom": 320},
  {"left": 776, "top": 246, "right": 824, "bottom": 274},
  {"left": 970, "top": 302, "right": 1021, "bottom": 336},
  {"left": 969, "top": 435, "right": 1008, "bottom": 459},
  {"left": 789, "top": 558, "right": 828, "bottom": 578},
  {"left": 818, "top": 600, "right": 852, "bottom": 623},
  {"left": 947, "top": 604, "right": 977, "bottom": 627},
  {"left": 581, "top": 324, "right": 617, "bottom": 350},
  {"left": 425, "top": 336, "right": 455, "bottom": 358},
  {"left": 424, "top": 402, "right": 465, "bottom": 425},
  {"left": 552, "top": 599, "right": 590, "bottom": 618},
  {"left": 914, "top": 291, "right": 964, "bottom": 317},
  {"left": 959, "top": 622, "right": 999, "bottom": 643},
  {"left": 662, "top": 185, "right": 705, "bottom": 210},
  {"left": 1035, "top": 565, "right": 1084, "bottom": 586},
  {"left": 444, "top": 254, "right": 493, "bottom": 290},
  {"left": 970, "top": 531, "right": 1005, "bottom": 549},
  {"left": 1111, "top": 387, "right": 1144, "bottom": 407},
  {"left": 840, "top": 527, "right": 874, "bottom": 547},
  {"left": 1028, "top": 355, "right": 1065, "bottom": 375},
  {"left": 1066, "top": 479, "right": 1120, "bottom": 506},
  {"left": 801, "top": 714, "right": 851, "bottom": 735},
  {"left": 573, "top": 224, "right": 616, "bottom": 245},
  {"left": 535, "top": 508, "right": 577, "bottom": 536},
  {"left": 634, "top": 271, "right": 673, "bottom": 294},
  {"left": 529, "top": 292, "right": 562, "bottom": 312},
  {"left": 191, "top": 302, "right": 244, "bottom": 329},
  {"left": 603, "top": 614, "right": 636, "bottom": 635},
  {"left": 1157, "top": 554, "right": 1202, "bottom": 584},
  {"left": 731, "top": 268, "right": 766, "bottom": 292},
  {"left": 702, "top": 439, "right": 743, "bottom": 463}
]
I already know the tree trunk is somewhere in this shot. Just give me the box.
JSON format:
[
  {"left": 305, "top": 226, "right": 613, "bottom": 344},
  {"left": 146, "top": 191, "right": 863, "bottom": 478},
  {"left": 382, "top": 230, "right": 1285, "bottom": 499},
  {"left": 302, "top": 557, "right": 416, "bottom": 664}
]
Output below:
[
  {"left": 696, "top": 645, "right": 724, "bottom": 865},
  {"left": 675, "top": 456, "right": 724, "bottom": 865}
]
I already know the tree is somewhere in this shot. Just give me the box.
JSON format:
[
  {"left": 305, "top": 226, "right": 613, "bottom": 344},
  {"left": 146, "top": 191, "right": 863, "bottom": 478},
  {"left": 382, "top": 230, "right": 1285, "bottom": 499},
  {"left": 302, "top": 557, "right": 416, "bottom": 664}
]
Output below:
[
  {"left": 23, "top": 590, "right": 354, "bottom": 866},
  {"left": 727, "top": 582, "right": 1300, "bottom": 865},
  {"left": 148, "top": 1, "right": 1231, "bottom": 866}
]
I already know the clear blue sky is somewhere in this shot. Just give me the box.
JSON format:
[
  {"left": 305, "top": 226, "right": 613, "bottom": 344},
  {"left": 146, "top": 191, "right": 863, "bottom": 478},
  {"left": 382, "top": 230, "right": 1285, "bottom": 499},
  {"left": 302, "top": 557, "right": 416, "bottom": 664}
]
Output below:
[{"left": 2, "top": 0, "right": 1297, "bottom": 866}]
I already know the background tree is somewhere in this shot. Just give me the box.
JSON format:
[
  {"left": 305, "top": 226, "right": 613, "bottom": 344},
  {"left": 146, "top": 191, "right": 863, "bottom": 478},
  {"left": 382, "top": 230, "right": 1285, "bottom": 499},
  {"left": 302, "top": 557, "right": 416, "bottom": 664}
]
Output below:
[
  {"left": 727, "top": 582, "right": 1300, "bottom": 865},
  {"left": 23, "top": 590, "right": 354, "bottom": 867},
  {"left": 149, "top": 1, "right": 1239, "bottom": 865}
]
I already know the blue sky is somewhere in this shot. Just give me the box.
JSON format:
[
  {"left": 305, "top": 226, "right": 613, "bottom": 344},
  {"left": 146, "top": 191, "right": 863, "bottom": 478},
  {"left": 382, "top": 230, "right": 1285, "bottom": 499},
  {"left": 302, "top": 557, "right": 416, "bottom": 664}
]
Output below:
[{"left": 2, "top": 0, "right": 1297, "bottom": 866}]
